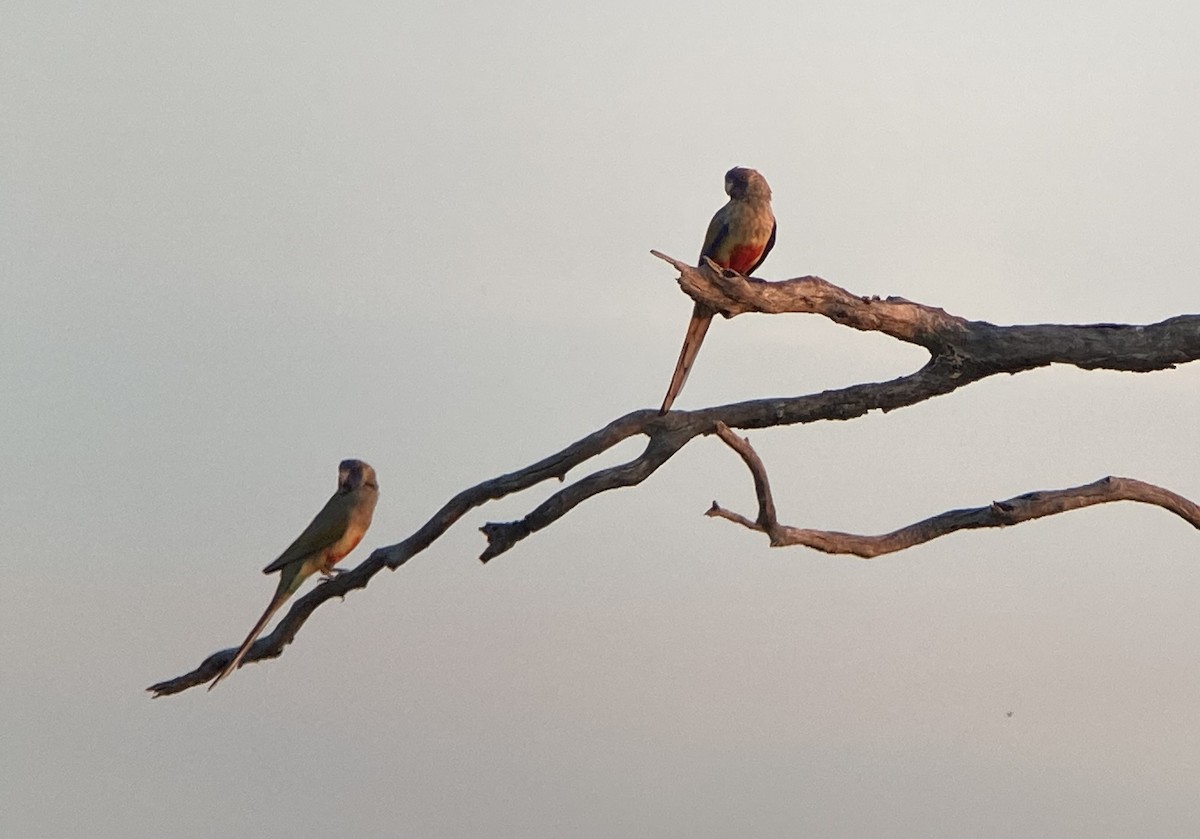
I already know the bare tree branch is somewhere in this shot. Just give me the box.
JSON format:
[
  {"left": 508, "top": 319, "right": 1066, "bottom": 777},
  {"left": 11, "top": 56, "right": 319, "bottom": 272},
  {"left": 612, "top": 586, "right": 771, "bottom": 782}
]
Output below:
[
  {"left": 708, "top": 422, "right": 1200, "bottom": 556},
  {"left": 148, "top": 256, "right": 1200, "bottom": 696}
]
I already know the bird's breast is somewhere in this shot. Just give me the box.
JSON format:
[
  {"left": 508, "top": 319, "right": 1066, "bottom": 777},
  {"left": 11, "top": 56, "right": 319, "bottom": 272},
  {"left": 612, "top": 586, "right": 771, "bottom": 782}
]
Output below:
[
  {"left": 709, "top": 200, "right": 775, "bottom": 272},
  {"left": 330, "top": 526, "right": 366, "bottom": 560}
]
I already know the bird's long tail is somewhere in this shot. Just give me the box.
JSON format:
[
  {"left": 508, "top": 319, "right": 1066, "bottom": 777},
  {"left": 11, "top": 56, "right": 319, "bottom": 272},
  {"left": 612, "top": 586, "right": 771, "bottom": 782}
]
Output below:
[
  {"left": 208, "top": 583, "right": 294, "bottom": 691},
  {"left": 659, "top": 302, "right": 714, "bottom": 414}
]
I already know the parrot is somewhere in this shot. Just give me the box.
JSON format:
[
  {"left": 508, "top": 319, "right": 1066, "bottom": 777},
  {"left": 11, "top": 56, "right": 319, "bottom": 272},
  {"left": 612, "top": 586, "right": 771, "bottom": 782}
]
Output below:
[
  {"left": 658, "top": 167, "right": 776, "bottom": 414},
  {"left": 208, "top": 459, "right": 379, "bottom": 689}
]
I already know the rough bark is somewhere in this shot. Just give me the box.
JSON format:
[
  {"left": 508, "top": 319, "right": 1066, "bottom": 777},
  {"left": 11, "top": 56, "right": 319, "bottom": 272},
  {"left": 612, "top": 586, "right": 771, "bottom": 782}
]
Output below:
[
  {"left": 707, "top": 423, "right": 1200, "bottom": 556},
  {"left": 147, "top": 255, "right": 1200, "bottom": 696}
]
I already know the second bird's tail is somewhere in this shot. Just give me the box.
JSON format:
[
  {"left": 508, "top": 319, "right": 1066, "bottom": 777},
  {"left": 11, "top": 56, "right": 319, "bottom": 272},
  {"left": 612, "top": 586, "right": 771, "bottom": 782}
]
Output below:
[
  {"left": 208, "top": 589, "right": 292, "bottom": 690},
  {"left": 659, "top": 302, "right": 714, "bottom": 414}
]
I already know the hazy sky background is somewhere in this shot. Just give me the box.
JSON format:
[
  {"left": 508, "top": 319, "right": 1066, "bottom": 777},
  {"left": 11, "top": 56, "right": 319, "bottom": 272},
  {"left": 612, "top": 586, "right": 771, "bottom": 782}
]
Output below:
[{"left": 4, "top": 1, "right": 1200, "bottom": 836}]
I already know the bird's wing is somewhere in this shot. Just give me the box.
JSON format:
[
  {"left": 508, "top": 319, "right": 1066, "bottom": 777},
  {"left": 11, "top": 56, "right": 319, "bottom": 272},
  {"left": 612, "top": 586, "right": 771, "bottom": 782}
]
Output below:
[
  {"left": 262, "top": 491, "right": 353, "bottom": 574},
  {"left": 699, "top": 209, "right": 731, "bottom": 263}
]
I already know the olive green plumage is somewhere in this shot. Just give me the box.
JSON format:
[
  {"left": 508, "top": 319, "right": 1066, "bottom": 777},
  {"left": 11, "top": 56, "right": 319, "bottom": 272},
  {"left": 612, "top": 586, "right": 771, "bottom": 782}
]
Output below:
[{"left": 208, "top": 459, "right": 379, "bottom": 690}]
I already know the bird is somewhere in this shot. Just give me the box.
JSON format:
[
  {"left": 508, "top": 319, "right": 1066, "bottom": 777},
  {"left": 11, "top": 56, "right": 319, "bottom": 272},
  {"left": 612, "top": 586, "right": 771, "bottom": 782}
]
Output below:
[
  {"left": 208, "top": 459, "right": 379, "bottom": 690},
  {"left": 659, "top": 167, "right": 777, "bottom": 414}
]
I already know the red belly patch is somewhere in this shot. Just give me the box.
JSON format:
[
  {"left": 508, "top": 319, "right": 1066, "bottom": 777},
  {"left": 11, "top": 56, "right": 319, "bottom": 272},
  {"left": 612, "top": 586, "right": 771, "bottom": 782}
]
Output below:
[
  {"left": 725, "top": 244, "right": 765, "bottom": 274},
  {"left": 324, "top": 533, "right": 364, "bottom": 571}
]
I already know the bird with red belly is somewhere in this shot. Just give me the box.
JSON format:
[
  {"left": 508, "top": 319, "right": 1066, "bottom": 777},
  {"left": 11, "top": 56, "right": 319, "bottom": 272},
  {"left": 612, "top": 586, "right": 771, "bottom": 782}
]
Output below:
[{"left": 659, "top": 167, "right": 776, "bottom": 414}]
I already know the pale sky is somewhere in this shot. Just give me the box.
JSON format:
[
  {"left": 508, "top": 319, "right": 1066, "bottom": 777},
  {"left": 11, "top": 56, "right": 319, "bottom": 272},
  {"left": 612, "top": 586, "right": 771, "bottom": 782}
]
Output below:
[{"left": 4, "top": 1, "right": 1200, "bottom": 837}]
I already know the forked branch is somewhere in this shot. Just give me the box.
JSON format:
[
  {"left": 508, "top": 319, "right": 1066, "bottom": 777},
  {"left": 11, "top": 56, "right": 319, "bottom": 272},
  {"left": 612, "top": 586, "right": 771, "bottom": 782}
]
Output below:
[
  {"left": 147, "top": 256, "right": 1200, "bottom": 696},
  {"left": 708, "top": 422, "right": 1200, "bottom": 556}
]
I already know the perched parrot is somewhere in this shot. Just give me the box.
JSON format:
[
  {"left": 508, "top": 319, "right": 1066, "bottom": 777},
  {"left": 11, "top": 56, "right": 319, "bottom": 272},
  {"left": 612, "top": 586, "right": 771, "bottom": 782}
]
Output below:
[
  {"left": 659, "top": 167, "right": 776, "bottom": 414},
  {"left": 208, "top": 459, "right": 379, "bottom": 689}
]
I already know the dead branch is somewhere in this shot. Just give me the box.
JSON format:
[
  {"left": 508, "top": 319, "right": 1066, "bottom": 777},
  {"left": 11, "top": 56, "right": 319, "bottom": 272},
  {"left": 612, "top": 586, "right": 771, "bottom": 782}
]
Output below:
[
  {"left": 708, "top": 422, "right": 1200, "bottom": 556},
  {"left": 147, "top": 256, "right": 1200, "bottom": 696}
]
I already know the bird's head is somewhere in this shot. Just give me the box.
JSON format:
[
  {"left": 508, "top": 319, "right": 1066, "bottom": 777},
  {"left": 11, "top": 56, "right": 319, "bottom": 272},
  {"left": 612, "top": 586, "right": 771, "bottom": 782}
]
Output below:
[
  {"left": 338, "top": 459, "right": 378, "bottom": 492},
  {"left": 724, "top": 167, "right": 771, "bottom": 201}
]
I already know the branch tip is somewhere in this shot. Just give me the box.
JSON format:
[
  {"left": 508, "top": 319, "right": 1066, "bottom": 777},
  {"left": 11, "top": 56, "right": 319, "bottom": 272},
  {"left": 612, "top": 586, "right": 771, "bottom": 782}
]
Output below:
[{"left": 479, "top": 520, "right": 532, "bottom": 563}]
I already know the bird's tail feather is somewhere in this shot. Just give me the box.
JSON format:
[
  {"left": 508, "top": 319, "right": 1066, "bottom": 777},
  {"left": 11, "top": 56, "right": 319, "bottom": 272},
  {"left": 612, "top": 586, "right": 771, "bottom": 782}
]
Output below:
[
  {"left": 208, "top": 589, "right": 291, "bottom": 691},
  {"left": 659, "top": 303, "right": 714, "bottom": 414}
]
